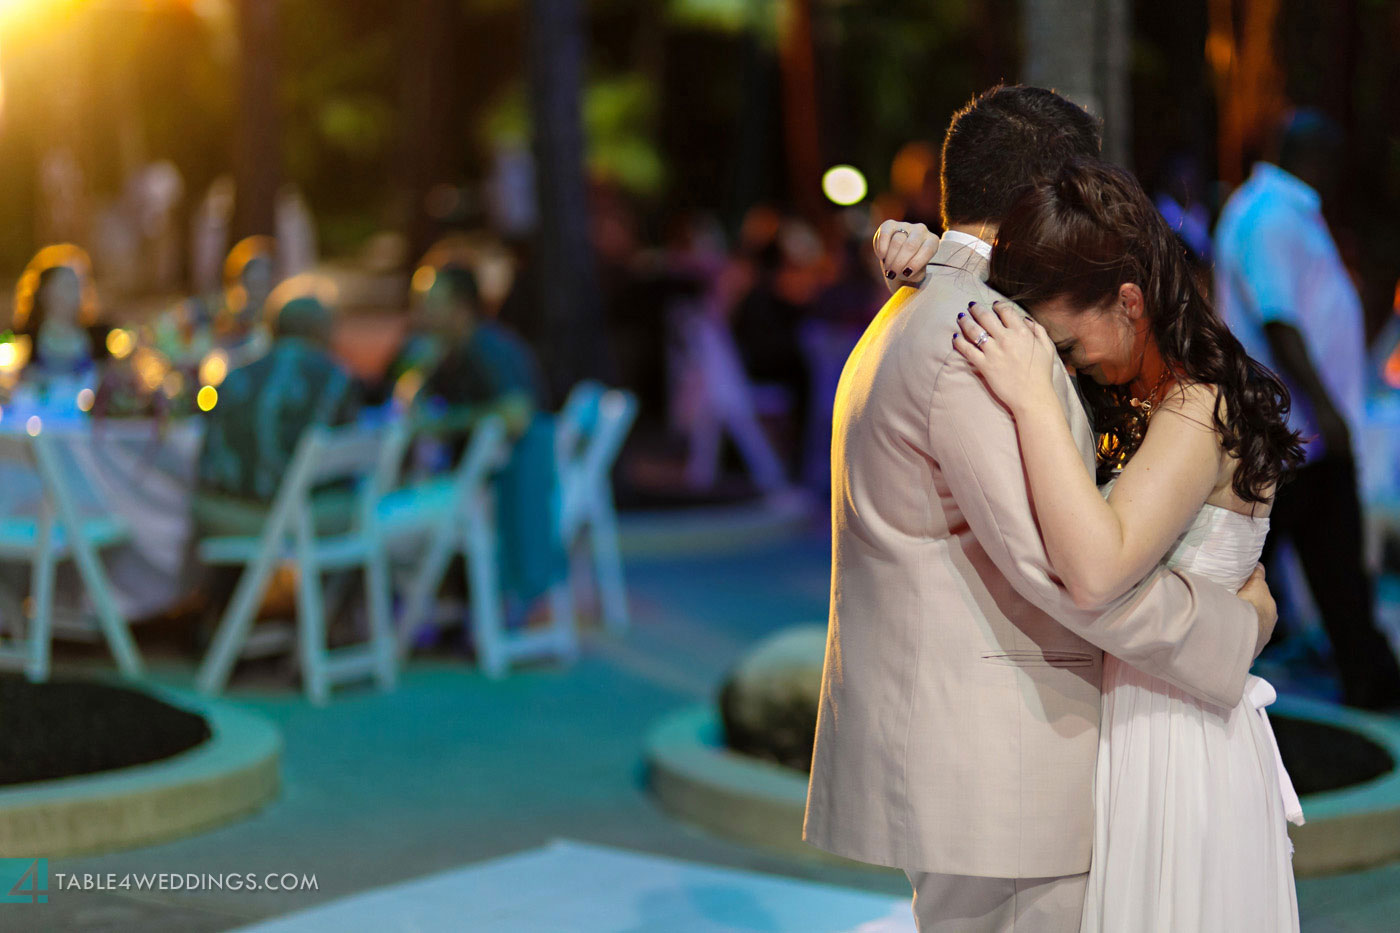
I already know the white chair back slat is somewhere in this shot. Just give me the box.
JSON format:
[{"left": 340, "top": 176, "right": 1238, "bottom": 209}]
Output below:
[
  {"left": 555, "top": 383, "right": 637, "bottom": 634},
  {"left": 0, "top": 429, "right": 141, "bottom": 680},
  {"left": 196, "top": 421, "right": 397, "bottom": 703},
  {"left": 304, "top": 424, "right": 392, "bottom": 485}
]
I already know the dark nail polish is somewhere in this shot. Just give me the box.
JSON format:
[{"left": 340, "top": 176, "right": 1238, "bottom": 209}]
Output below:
[
  {"left": 903, "top": 268, "right": 913, "bottom": 277},
  {"left": 886, "top": 270, "right": 896, "bottom": 279},
  {"left": 952, "top": 333, "right": 959, "bottom": 341},
  {"left": 958, "top": 312, "right": 966, "bottom": 319},
  {"left": 968, "top": 300, "right": 976, "bottom": 309}
]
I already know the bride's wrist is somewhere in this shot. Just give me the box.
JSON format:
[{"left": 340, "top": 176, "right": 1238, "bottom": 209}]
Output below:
[{"left": 1010, "top": 392, "right": 1057, "bottom": 421}]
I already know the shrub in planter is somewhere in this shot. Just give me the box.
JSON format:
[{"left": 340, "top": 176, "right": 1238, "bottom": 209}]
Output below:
[{"left": 718, "top": 625, "right": 827, "bottom": 773}]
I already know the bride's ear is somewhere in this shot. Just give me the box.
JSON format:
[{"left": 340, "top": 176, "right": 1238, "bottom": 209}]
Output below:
[{"left": 1117, "top": 283, "right": 1145, "bottom": 321}]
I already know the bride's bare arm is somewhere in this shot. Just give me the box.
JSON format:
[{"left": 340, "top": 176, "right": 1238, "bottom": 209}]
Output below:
[{"left": 953, "top": 301, "right": 1223, "bottom": 609}]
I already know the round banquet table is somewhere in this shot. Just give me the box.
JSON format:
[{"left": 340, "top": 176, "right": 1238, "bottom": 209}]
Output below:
[{"left": 0, "top": 407, "right": 205, "bottom": 622}]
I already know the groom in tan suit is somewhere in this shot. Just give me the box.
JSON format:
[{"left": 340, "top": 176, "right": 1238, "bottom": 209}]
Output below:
[{"left": 803, "top": 86, "right": 1277, "bottom": 931}]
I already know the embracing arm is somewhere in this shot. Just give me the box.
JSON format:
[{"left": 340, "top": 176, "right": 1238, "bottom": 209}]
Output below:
[
  {"left": 933, "top": 312, "right": 1261, "bottom": 708},
  {"left": 953, "top": 301, "right": 1225, "bottom": 608},
  {"left": 1009, "top": 383, "right": 1221, "bottom": 609}
]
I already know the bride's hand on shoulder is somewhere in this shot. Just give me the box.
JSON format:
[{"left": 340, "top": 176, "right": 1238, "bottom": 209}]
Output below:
[
  {"left": 872, "top": 220, "right": 939, "bottom": 290},
  {"left": 952, "top": 300, "right": 1058, "bottom": 416}
]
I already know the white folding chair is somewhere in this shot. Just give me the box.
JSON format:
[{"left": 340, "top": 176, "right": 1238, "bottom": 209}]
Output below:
[
  {"left": 0, "top": 431, "right": 142, "bottom": 681},
  {"left": 556, "top": 382, "right": 638, "bottom": 634},
  {"left": 194, "top": 423, "right": 397, "bottom": 704},
  {"left": 378, "top": 414, "right": 578, "bottom": 676}
]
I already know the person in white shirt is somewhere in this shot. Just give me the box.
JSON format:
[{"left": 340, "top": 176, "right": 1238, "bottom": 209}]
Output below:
[{"left": 1215, "top": 109, "right": 1400, "bottom": 710}]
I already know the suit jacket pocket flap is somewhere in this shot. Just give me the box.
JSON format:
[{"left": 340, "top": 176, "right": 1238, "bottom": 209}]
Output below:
[{"left": 980, "top": 650, "right": 1094, "bottom": 668}]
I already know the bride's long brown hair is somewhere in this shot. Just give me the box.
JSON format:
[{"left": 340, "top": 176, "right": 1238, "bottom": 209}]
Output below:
[{"left": 988, "top": 158, "right": 1304, "bottom": 502}]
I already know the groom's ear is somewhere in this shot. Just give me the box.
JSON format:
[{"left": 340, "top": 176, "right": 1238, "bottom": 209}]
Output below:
[{"left": 1117, "top": 283, "right": 1146, "bottom": 321}]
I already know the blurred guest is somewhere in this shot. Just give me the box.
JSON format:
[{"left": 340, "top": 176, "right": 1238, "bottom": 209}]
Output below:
[
  {"left": 275, "top": 184, "right": 318, "bottom": 279},
  {"left": 214, "top": 236, "right": 279, "bottom": 368},
  {"left": 726, "top": 214, "right": 819, "bottom": 471},
  {"left": 194, "top": 277, "right": 359, "bottom": 536},
  {"left": 888, "top": 141, "right": 944, "bottom": 230},
  {"left": 1154, "top": 151, "right": 1213, "bottom": 264},
  {"left": 1215, "top": 109, "right": 1400, "bottom": 709},
  {"left": 412, "top": 262, "right": 565, "bottom": 610},
  {"left": 190, "top": 175, "right": 236, "bottom": 294},
  {"left": 12, "top": 244, "right": 104, "bottom": 391},
  {"left": 153, "top": 295, "right": 218, "bottom": 373}
]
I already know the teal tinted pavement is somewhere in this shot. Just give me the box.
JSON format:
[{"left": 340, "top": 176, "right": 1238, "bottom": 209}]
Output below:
[{"left": 10, "top": 529, "right": 1400, "bottom": 931}]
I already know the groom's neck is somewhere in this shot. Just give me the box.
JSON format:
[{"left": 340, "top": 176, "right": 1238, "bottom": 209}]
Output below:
[{"left": 946, "top": 222, "right": 999, "bottom": 245}]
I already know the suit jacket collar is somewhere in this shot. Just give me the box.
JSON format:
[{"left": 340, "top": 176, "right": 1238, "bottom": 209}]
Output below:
[{"left": 931, "top": 235, "right": 991, "bottom": 283}]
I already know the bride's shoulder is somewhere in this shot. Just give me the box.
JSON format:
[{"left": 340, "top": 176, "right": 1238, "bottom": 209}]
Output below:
[{"left": 1155, "top": 381, "right": 1222, "bottom": 428}]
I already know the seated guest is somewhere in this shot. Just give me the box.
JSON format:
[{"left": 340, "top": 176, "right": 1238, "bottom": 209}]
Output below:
[
  {"left": 12, "top": 244, "right": 105, "bottom": 392},
  {"left": 152, "top": 295, "right": 217, "bottom": 372},
  {"left": 213, "top": 235, "right": 278, "bottom": 368},
  {"left": 193, "top": 276, "right": 360, "bottom": 536},
  {"left": 412, "top": 261, "right": 566, "bottom": 615}
]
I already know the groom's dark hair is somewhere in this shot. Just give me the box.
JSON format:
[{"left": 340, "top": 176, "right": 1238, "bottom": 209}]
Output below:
[{"left": 941, "top": 85, "right": 1101, "bottom": 228}]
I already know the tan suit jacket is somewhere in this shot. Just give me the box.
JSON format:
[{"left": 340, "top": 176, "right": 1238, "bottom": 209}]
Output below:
[{"left": 803, "top": 238, "right": 1257, "bottom": 878}]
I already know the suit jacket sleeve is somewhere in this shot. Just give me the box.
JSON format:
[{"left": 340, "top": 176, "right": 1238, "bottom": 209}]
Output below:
[{"left": 927, "top": 349, "right": 1257, "bottom": 709}]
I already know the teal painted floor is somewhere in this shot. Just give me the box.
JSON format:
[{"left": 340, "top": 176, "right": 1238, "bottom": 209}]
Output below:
[{"left": 11, "top": 528, "right": 1400, "bottom": 932}]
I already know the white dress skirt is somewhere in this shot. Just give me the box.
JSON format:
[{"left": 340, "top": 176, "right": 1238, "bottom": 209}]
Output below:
[{"left": 1080, "top": 500, "right": 1304, "bottom": 932}]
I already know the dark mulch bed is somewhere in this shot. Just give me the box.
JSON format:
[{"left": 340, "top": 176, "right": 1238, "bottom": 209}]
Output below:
[
  {"left": 724, "top": 705, "right": 1395, "bottom": 798},
  {"left": 1272, "top": 714, "right": 1394, "bottom": 796},
  {"left": 0, "top": 675, "right": 212, "bottom": 787}
]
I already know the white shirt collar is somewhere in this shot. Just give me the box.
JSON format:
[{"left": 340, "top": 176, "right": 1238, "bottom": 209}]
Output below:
[
  {"left": 1250, "top": 162, "right": 1322, "bottom": 213},
  {"left": 941, "top": 229, "right": 993, "bottom": 262}
]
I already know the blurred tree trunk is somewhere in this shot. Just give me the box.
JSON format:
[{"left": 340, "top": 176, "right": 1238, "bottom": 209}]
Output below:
[
  {"left": 528, "top": 0, "right": 610, "bottom": 395},
  {"left": 1096, "top": 0, "right": 1131, "bottom": 166},
  {"left": 233, "top": 0, "right": 280, "bottom": 239},
  {"left": 398, "top": 0, "right": 461, "bottom": 262},
  {"left": 779, "top": 0, "right": 822, "bottom": 220},
  {"left": 1021, "top": 0, "right": 1131, "bottom": 165},
  {"left": 1207, "top": 0, "right": 1284, "bottom": 185}
]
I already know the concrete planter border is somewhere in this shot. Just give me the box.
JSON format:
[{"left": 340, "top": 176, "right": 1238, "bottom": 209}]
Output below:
[
  {"left": 0, "top": 685, "right": 281, "bottom": 858},
  {"left": 647, "top": 698, "right": 1400, "bottom": 878}
]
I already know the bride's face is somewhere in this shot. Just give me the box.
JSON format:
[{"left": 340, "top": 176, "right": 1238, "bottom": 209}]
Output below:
[{"left": 1029, "top": 283, "right": 1151, "bottom": 385}]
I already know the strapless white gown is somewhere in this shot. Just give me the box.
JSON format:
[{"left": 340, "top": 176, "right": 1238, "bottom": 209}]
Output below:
[{"left": 1080, "top": 498, "right": 1303, "bottom": 932}]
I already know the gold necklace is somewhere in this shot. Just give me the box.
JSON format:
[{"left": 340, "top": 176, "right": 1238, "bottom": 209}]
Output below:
[
  {"left": 1098, "top": 369, "right": 1172, "bottom": 475},
  {"left": 1125, "top": 369, "right": 1172, "bottom": 444}
]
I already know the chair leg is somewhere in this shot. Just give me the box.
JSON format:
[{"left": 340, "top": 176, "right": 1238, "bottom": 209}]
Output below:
[
  {"left": 587, "top": 494, "right": 630, "bottom": 635},
  {"left": 464, "top": 507, "right": 506, "bottom": 678},
  {"left": 196, "top": 561, "right": 277, "bottom": 695},
  {"left": 364, "top": 548, "right": 397, "bottom": 691},
  {"left": 295, "top": 562, "right": 329, "bottom": 706},
  {"left": 684, "top": 406, "right": 722, "bottom": 489},
  {"left": 69, "top": 536, "right": 143, "bottom": 677},
  {"left": 548, "top": 579, "right": 579, "bottom": 661},
  {"left": 396, "top": 519, "right": 459, "bottom": 657},
  {"left": 26, "top": 547, "right": 57, "bottom": 682}
]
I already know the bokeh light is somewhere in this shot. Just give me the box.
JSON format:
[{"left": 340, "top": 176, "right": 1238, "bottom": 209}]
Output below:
[
  {"left": 821, "top": 165, "right": 867, "bottom": 206},
  {"left": 76, "top": 387, "right": 94, "bottom": 411},
  {"left": 199, "top": 350, "right": 229, "bottom": 387},
  {"left": 25, "top": 415, "right": 41, "bottom": 436},
  {"left": 106, "top": 328, "right": 135, "bottom": 359},
  {"left": 196, "top": 385, "right": 218, "bottom": 411}
]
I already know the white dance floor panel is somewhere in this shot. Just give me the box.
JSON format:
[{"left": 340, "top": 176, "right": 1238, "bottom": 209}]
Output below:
[{"left": 232, "top": 839, "right": 915, "bottom": 933}]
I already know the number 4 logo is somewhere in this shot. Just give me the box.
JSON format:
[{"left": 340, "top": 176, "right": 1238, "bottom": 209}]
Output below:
[{"left": 1, "top": 858, "right": 48, "bottom": 905}]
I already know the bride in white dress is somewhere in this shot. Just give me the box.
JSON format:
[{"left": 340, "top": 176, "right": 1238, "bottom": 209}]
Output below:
[{"left": 950, "top": 158, "right": 1307, "bottom": 931}]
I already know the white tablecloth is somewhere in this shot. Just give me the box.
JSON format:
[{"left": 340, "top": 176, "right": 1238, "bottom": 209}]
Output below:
[{"left": 0, "top": 412, "right": 204, "bottom": 620}]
